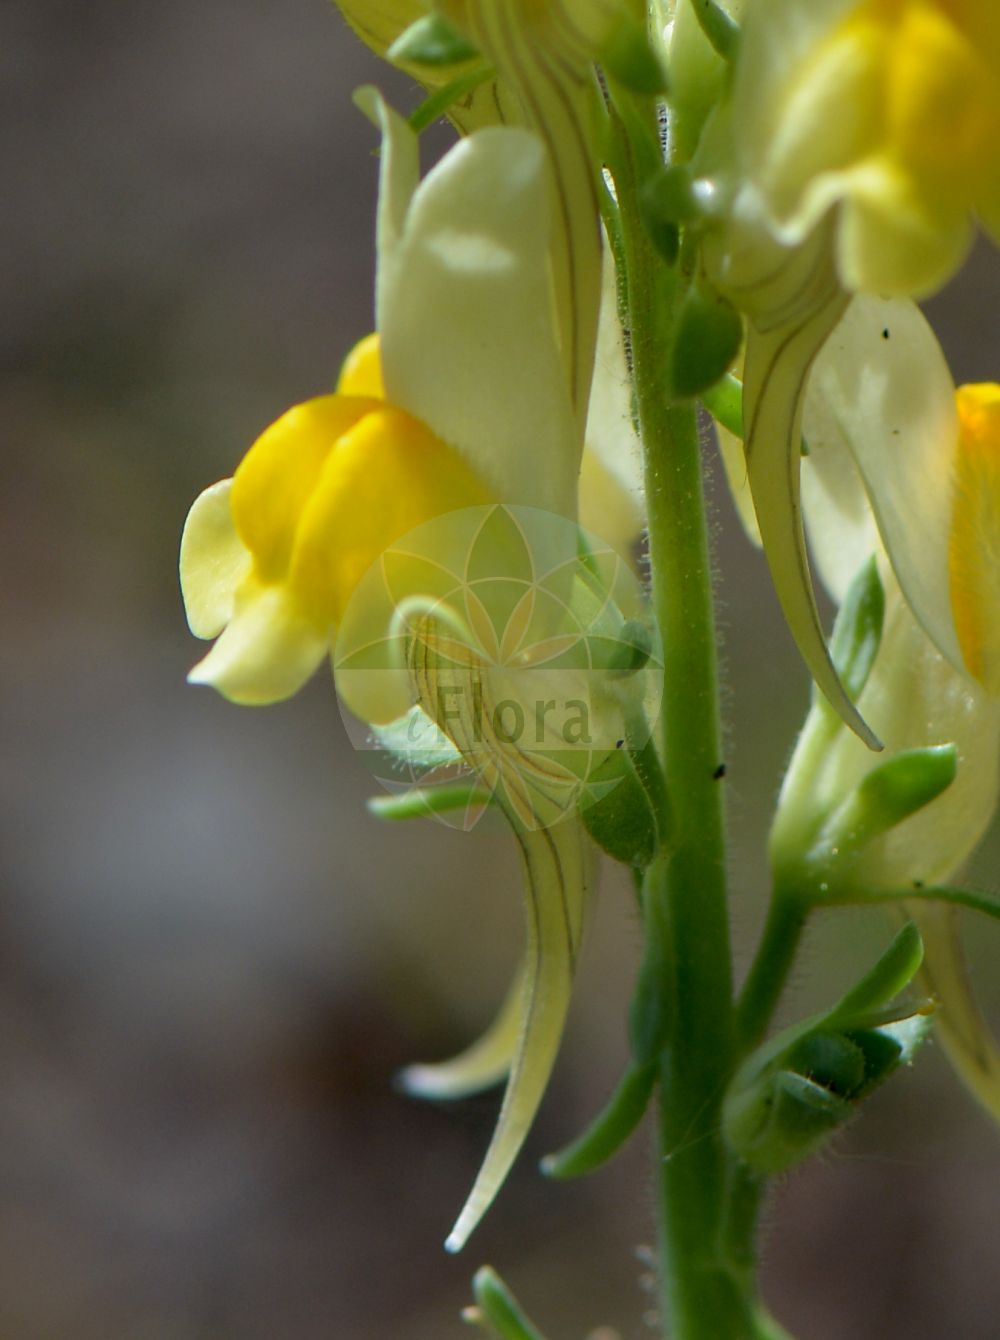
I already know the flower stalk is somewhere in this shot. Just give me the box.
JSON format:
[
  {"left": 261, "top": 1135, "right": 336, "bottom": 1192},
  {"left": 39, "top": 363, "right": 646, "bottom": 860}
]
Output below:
[{"left": 610, "top": 93, "right": 763, "bottom": 1338}]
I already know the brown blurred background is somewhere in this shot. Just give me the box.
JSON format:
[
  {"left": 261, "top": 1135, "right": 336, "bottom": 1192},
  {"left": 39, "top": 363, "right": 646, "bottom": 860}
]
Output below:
[{"left": 3, "top": 3, "right": 1000, "bottom": 1336}]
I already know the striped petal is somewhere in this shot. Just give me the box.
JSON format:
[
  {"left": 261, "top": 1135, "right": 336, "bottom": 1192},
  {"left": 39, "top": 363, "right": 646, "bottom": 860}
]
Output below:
[
  {"left": 403, "top": 607, "right": 594, "bottom": 1250},
  {"left": 399, "top": 962, "right": 525, "bottom": 1100},
  {"left": 446, "top": 814, "right": 591, "bottom": 1251},
  {"left": 733, "top": 223, "right": 880, "bottom": 745}
]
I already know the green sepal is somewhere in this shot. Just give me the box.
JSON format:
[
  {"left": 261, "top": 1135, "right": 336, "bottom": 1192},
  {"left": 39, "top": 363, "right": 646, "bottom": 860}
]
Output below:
[
  {"left": 600, "top": 18, "right": 669, "bottom": 95},
  {"left": 670, "top": 282, "right": 743, "bottom": 398},
  {"left": 407, "top": 66, "right": 494, "bottom": 133},
  {"left": 700, "top": 372, "right": 743, "bottom": 438},
  {"left": 726, "top": 1070, "right": 854, "bottom": 1175},
  {"left": 723, "top": 924, "right": 928, "bottom": 1173},
  {"left": 701, "top": 373, "right": 811, "bottom": 457},
  {"left": 638, "top": 168, "right": 691, "bottom": 262},
  {"left": 641, "top": 165, "right": 705, "bottom": 226},
  {"left": 786, "top": 1031, "right": 867, "bottom": 1097},
  {"left": 690, "top": 0, "right": 741, "bottom": 61},
  {"left": 628, "top": 889, "right": 673, "bottom": 1063},
  {"left": 367, "top": 781, "right": 494, "bottom": 822},
  {"left": 831, "top": 921, "right": 923, "bottom": 1020},
  {"left": 463, "top": 1268, "right": 549, "bottom": 1340},
  {"left": 388, "top": 14, "right": 479, "bottom": 66},
  {"left": 586, "top": 618, "right": 653, "bottom": 676},
  {"left": 581, "top": 739, "right": 660, "bottom": 868},
  {"left": 540, "top": 1060, "right": 656, "bottom": 1179},
  {"left": 827, "top": 556, "right": 885, "bottom": 705},
  {"left": 370, "top": 705, "right": 462, "bottom": 774},
  {"left": 825, "top": 744, "right": 957, "bottom": 851}
]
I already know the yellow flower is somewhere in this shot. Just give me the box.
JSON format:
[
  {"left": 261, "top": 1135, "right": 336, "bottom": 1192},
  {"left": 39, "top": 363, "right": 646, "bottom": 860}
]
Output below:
[
  {"left": 180, "top": 92, "right": 643, "bottom": 1253},
  {"left": 181, "top": 95, "right": 580, "bottom": 711},
  {"left": 731, "top": 0, "right": 1000, "bottom": 296},
  {"left": 770, "top": 305, "right": 1000, "bottom": 1123}
]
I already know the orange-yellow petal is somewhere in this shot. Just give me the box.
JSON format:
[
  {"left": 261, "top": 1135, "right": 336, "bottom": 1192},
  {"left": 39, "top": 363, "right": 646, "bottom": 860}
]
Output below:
[{"left": 949, "top": 383, "right": 1000, "bottom": 694}]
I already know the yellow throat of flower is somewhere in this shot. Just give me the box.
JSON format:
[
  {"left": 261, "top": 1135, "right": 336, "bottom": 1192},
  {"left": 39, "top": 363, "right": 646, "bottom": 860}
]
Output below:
[{"left": 949, "top": 382, "right": 1000, "bottom": 694}]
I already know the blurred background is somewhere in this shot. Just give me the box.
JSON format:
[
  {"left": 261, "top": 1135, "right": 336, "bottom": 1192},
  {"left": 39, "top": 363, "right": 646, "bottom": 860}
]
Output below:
[{"left": 3, "top": 3, "right": 1000, "bottom": 1336}]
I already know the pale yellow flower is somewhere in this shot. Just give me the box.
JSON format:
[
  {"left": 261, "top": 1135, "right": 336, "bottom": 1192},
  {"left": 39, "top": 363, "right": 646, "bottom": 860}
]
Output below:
[
  {"left": 729, "top": 0, "right": 1000, "bottom": 295},
  {"left": 771, "top": 305, "right": 1000, "bottom": 1123}
]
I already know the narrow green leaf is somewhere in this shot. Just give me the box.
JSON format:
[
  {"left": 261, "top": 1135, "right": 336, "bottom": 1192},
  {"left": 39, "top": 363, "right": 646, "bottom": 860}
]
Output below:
[
  {"left": 831, "top": 921, "right": 924, "bottom": 1024},
  {"left": 541, "top": 1061, "right": 656, "bottom": 1179},
  {"left": 465, "top": 1268, "right": 549, "bottom": 1340},
  {"left": 691, "top": 0, "right": 741, "bottom": 61},
  {"left": 828, "top": 556, "right": 885, "bottom": 704},
  {"left": 407, "top": 66, "right": 494, "bottom": 133},
  {"left": 367, "top": 781, "right": 493, "bottom": 822}
]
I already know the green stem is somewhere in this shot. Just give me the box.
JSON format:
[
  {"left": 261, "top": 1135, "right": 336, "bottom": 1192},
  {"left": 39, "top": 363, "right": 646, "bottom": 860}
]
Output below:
[
  {"left": 736, "top": 896, "right": 808, "bottom": 1051},
  {"left": 613, "top": 103, "right": 757, "bottom": 1336},
  {"left": 840, "top": 884, "right": 1000, "bottom": 922}
]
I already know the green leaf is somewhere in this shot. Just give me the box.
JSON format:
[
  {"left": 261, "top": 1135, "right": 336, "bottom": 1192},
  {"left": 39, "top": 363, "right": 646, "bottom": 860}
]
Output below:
[
  {"left": 581, "top": 740, "right": 660, "bottom": 868},
  {"left": 541, "top": 1061, "right": 656, "bottom": 1179},
  {"left": 464, "top": 1268, "right": 549, "bottom": 1340},
  {"left": 367, "top": 781, "right": 493, "bottom": 822},
  {"left": 389, "top": 14, "right": 479, "bottom": 67},
  {"left": 628, "top": 887, "right": 673, "bottom": 1064},
  {"left": 670, "top": 283, "right": 743, "bottom": 398},
  {"left": 407, "top": 66, "right": 494, "bottom": 133},
  {"left": 831, "top": 921, "right": 924, "bottom": 1023},
  {"left": 828, "top": 556, "right": 885, "bottom": 705}
]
